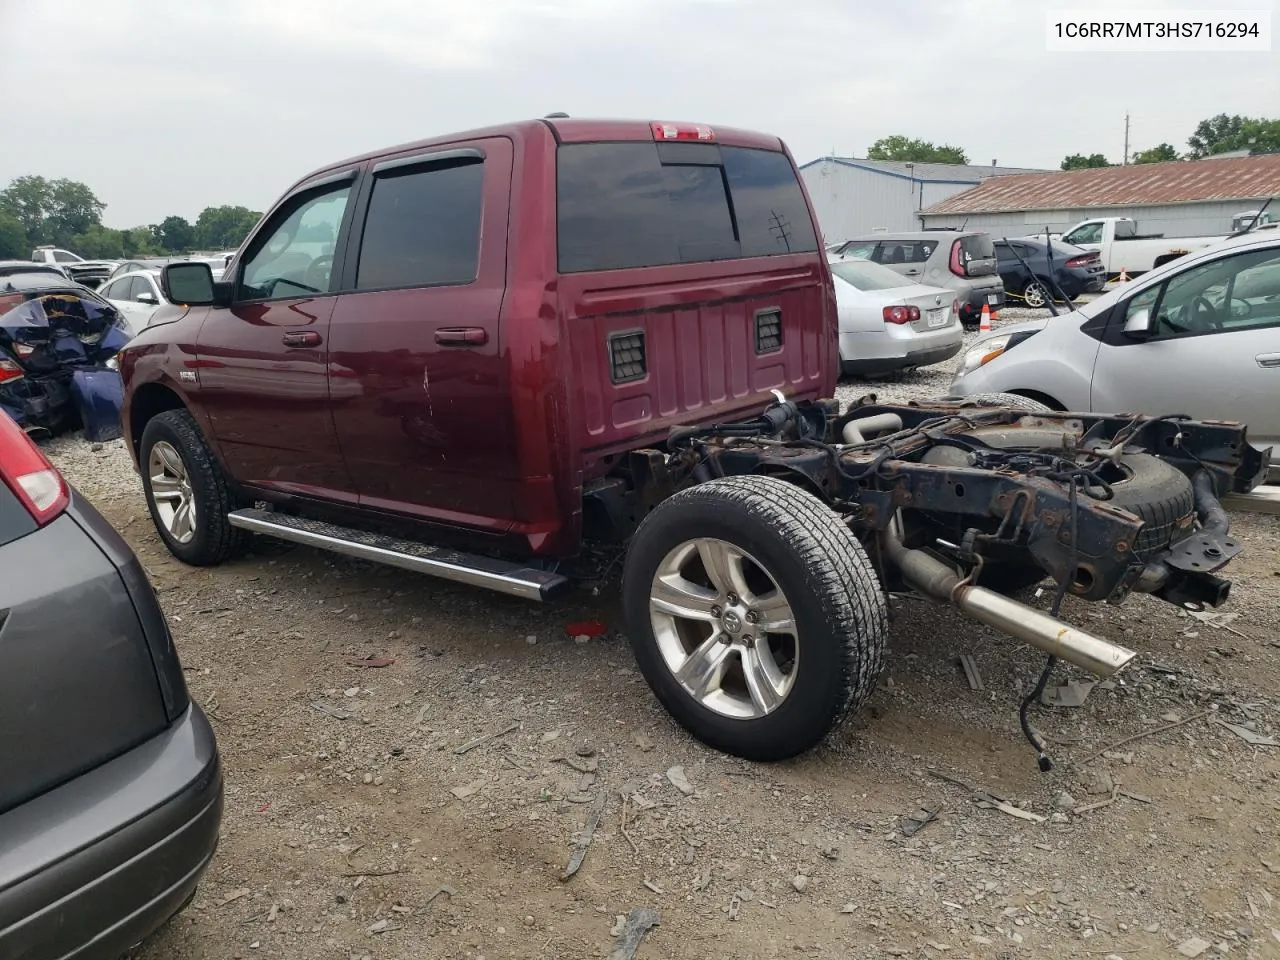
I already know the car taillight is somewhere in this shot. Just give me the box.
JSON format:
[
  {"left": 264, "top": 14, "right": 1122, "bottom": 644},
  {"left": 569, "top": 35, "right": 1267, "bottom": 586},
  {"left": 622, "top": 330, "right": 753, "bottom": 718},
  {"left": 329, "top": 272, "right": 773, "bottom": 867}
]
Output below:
[
  {"left": 952, "top": 299, "right": 960, "bottom": 316},
  {"left": 13, "top": 343, "right": 34, "bottom": 358},
  {"left": 0, "top": 410, "right": 68, "bottom": 524},
  {"left": 650, "top": 121, "right": 716, "bottom": 142},
  {"left": 949, "top": 240, "right": 966, "bottom": 277},
  {"left": 1065, "top": 255, "right": 1098, "bottom": 268},
  {"left": 0, "top": 358, "right": 24, "bottom": 384},
  {"left": 883, "top": 305, "right": 921, "bottom": 325}
]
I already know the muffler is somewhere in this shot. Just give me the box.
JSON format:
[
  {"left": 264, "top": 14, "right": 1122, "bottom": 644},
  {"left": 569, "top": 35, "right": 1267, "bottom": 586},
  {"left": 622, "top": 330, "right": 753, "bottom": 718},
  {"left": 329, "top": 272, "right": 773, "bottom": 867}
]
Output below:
[{"left": 883, "top": 529, "right": 1137, "bottom": 678}]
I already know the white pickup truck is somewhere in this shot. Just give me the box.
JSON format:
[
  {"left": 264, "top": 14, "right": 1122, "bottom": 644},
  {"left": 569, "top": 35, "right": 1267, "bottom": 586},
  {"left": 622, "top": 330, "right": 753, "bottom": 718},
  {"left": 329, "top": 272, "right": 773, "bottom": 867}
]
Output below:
[
  {"left": 29, "top": 246, "right": 119, "bottom": 288},
  {"left": 1055, "top": 217, "right": 1225, "bottom": 275}
]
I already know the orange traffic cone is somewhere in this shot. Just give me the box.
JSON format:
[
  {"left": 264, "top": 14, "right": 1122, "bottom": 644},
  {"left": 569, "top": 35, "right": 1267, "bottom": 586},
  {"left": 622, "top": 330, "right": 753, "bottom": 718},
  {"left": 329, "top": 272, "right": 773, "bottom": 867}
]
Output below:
[
  {"left": 1117, "top": 267, "right": 1130, "bottom": 283},
  {"left": 979, "top": 303, "right": 992, "bottom": 333}
]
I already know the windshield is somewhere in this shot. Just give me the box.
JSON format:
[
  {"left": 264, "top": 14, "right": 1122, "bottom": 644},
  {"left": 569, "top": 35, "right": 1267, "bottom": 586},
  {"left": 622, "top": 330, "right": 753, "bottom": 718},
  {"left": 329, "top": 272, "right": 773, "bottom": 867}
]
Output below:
[{"left": 830, "top": 257, "right": 913, "bottom": 291}]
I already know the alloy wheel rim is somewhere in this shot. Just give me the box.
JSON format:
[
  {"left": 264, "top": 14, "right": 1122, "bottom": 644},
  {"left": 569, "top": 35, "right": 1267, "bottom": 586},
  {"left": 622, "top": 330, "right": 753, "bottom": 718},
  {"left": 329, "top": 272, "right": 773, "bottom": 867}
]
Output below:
[
  {"left": 148, "top": 440, "right": 197, "bottom": 544},
  {"left": 649, "top": 538, "right": 799, "bottom": 720}
]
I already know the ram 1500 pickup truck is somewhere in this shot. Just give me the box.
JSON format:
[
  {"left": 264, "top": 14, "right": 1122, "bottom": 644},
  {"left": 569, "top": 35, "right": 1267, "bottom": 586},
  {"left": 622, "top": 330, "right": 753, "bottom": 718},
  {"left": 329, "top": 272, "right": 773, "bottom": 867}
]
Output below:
[{"left": 119, "top": 117, "right": 1266, "bottom": 763}]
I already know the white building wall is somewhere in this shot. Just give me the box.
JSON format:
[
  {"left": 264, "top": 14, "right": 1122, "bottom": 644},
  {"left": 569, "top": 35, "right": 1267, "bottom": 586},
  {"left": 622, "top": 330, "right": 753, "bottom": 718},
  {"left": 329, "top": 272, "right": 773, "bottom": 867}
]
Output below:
[
  {"left": 801, "top": 161, "right": 981, "bottom": 241},
  {"left": 920, "top": 200, "right": 1253, "bottom": 240}
]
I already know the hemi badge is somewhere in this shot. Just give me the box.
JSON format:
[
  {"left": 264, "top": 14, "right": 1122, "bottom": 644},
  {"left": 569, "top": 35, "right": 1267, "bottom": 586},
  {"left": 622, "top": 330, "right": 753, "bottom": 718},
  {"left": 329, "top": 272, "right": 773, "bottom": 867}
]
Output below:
[{"left": 179, "top": 370, "right": 197, "bottom": 383}]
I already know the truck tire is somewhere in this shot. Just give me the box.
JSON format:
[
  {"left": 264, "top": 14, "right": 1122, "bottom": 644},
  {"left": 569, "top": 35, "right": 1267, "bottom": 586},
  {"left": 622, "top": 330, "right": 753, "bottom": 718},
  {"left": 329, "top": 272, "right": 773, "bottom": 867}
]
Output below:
[
  {"left": 951, "top": 392, "right": 1054, "bottom": 412},
  {"left": 1097, "top": 452, "right": 1195, "bottom": 559},
  {"left": 140, "top": 409, "right": 247, "bottom": 566},
  {"left": 622, "top": 475, "right": 887, "bottom": 762}
]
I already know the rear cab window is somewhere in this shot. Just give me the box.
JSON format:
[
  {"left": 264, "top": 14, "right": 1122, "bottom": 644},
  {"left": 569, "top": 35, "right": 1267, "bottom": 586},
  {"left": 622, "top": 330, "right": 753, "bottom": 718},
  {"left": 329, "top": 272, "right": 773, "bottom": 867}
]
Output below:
[{"left": 556, "top": 141, "right": 818, "bottom": 272}]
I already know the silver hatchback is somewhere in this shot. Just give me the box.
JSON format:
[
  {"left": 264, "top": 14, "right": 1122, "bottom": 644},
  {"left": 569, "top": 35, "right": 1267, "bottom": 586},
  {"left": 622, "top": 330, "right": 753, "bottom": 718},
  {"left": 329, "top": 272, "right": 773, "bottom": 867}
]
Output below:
[{"left": 829, "top": 231, "right": 1005, "bottom": 327}]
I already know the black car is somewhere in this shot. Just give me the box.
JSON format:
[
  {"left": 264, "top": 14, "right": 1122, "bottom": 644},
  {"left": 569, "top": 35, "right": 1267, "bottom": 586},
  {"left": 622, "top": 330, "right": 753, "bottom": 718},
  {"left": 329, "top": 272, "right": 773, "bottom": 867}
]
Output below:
[
  {"left": 0, "top": 410, "right": 222, "bottom": 958},
  {"left": 993, "top": 238, "right": 1107, "bottom": 308}
]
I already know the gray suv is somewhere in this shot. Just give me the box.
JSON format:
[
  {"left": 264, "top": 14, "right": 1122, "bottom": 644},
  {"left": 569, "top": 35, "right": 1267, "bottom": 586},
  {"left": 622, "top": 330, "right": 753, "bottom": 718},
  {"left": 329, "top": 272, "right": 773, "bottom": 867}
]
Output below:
[
  {"left": 829, "top": 231, "right": 1005, "bottom": 327},
  {"left": 0, "top": 411, "right": 222, "bottom": 958}
]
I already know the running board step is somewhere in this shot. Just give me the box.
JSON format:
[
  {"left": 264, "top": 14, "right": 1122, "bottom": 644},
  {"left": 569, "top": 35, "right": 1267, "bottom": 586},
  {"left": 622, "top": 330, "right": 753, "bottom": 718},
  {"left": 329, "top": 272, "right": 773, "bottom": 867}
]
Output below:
[{"left": 226, "top": 509, "right": 569, "bottom": 601}]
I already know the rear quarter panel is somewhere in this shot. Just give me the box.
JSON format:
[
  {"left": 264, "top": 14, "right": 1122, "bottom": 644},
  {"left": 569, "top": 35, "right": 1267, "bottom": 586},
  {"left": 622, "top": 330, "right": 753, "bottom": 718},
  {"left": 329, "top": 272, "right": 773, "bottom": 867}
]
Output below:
[{"left": 501, "top": 126, "right": 836, "bottom": 556}]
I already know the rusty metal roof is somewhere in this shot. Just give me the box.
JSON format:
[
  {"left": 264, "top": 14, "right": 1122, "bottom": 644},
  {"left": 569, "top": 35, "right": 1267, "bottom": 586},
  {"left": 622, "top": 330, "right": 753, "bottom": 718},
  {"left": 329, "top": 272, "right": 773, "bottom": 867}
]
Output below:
[{"left": 922, "top": 153, "right": 1280, "bottom": 216}]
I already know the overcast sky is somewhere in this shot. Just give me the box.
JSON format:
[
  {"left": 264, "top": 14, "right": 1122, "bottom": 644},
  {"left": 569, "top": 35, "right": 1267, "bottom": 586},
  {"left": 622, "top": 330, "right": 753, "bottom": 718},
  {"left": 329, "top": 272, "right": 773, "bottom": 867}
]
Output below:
[{"left": 1, "top": 0, "right": 1276, "bottom": 227}]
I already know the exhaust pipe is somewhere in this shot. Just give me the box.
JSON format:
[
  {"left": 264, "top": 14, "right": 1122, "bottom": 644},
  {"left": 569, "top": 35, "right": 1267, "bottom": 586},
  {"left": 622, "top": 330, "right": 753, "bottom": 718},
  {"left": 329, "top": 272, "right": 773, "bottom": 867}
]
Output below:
[{"left": 883, "top": 529, "right": 1137, "bottom": 678}]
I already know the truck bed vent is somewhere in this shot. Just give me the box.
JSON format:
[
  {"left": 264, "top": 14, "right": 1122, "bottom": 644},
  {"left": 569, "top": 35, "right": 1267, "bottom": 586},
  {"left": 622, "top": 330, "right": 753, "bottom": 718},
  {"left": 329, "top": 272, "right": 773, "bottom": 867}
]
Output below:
[
  {"left": 755, "top": 309, "right": 783, "bottom": 354},
  {"left": 608, "top": 330, "right": 647, "bottom": 384}
]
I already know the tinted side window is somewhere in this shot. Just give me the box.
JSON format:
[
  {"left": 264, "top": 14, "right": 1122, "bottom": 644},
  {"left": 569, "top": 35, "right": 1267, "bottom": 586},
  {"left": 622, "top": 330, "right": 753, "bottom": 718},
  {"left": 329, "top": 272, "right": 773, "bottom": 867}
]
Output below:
[
  {"left": 100, "top": 278, "right": 128, "bottom": 300},
  {"left": 556, "top": 142, "right": 817, "bottom": 273},
  {"left": 355, "top": 160, "right": 485, "bottom": 290},
  {"left": 239, "top": 184, "right": 351, "bottom": 301},
  {"left": 720, "top": 147, "right": 819, "bottom": 258}
]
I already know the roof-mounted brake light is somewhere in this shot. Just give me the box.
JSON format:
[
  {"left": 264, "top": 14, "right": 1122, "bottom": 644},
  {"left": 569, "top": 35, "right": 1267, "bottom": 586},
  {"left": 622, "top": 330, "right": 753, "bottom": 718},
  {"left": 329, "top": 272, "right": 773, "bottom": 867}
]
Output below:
[{"left": 650, "top": 122, "right": 715, "bottom": 142}]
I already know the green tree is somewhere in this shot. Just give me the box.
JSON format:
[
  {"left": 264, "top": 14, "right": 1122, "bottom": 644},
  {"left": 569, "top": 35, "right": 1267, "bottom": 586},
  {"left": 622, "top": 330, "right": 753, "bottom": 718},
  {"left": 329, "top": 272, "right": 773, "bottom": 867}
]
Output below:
[
  {"left": 195, "top": 205, "right": 261, "bottom": 250},
  {"left": 1132, "top": 143, "right": 1180, "bottom": 164},
  {"left": 1061, "top": 153, "right": 1111, "bottom": 170},
  {"left": 1187, "top": 114, "right": 1246, "bottom": 157},
  {"left": 1237, "top": 117, "right": 1280, "bottom": 155},
  {"left": 120, "top": 227, "right": 163, "bottom": 257},
  {"left": 154, "top": 214, "right": 196, "bottom": 253},
  {"left": 45, "top": 178, "right": 105, "bottom": 246},
  {"left": 866, "top": 135, "right": 968, "bottom": 165},
  {"left": 71, "top": 224, "right": 124, "bottom": 260},
  {"left": 0, "top": 175, "right": 53, "bottom": 241},
  {"left": 0, "top": 211, "right": 27, "bottom": 259}
]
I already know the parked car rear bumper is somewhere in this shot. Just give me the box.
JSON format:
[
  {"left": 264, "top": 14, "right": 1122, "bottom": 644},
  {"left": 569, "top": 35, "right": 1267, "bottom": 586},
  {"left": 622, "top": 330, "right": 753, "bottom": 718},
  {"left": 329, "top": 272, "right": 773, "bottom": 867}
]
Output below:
[
  {"left": 958, "top": 284, "right": 1005, "bottom": 320},
  {"left": 840, "top": 326, "right": 963, "bottom": 376},
  {"left": 0, "top": 704, "right": 222, "bottom": 960}
]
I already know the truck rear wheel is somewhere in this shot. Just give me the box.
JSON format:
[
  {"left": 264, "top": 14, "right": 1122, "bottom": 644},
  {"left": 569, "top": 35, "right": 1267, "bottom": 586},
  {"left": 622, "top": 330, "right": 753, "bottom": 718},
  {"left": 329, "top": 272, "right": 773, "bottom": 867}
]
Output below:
[{"left": 622, "top": 476, "right": 887, "bottom": 761}]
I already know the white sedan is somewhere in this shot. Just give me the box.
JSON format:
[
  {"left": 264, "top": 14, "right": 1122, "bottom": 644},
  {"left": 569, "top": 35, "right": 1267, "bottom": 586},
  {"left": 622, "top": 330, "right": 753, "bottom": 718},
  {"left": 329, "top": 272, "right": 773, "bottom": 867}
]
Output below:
[
  {"left": 949, "top": 230, "right": 1280, "bottom": 474},
  {"left": 830, "top": 257, "right": 963, "bottom": 378},
  {"left": 98, "top": 270, "right": 167, "bottom": 335}
]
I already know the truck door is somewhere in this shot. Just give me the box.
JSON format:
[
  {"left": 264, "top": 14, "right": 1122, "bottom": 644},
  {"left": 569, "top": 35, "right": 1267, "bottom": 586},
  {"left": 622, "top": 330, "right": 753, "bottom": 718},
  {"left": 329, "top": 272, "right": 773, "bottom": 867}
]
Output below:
[
  {"left": 327, "top": 138, "right": 514, "bottom": 529},
  {"left": 193, "top": 173, "right": 358, "bottom": 499}
]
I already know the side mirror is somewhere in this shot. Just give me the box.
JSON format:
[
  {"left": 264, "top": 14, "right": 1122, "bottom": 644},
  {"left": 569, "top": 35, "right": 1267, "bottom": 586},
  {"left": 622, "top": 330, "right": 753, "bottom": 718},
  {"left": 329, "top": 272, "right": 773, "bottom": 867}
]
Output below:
[
  {"left": 160, "top": 262, "right": 226, "bottom": 307},
  {"left": 1122, "top": 305, "right": 1155, "bottom": 338},
  {"left": 135, "top": 291, "right": 158, "bottom": 305}
]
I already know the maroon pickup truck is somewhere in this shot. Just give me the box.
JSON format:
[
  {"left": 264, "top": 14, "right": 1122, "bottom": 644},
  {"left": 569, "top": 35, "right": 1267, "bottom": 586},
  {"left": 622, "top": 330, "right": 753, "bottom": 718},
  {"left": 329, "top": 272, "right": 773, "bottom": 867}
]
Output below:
[{"left": 120, "top": 117, "right": 1264, "bottom": 763}]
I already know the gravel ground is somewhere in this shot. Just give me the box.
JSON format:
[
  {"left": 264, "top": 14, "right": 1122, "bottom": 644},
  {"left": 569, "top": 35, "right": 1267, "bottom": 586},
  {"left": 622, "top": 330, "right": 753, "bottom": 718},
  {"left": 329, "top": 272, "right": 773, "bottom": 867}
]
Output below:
[{"left": 42, "top": 299, "right": 1280, "bottom": 960}]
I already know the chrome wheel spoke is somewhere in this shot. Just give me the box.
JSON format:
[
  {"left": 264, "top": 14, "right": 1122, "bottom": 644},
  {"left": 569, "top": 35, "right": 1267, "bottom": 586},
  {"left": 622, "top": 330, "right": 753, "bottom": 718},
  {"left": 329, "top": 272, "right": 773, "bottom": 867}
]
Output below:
[
  {"left": 651, "top": 575, "right": 718, "bottom": 621},
  {"left": 674, "top": 633, "right": 733, "bottom": 701},
  {"left": 751, "top": 589, "right": 796, "bottom": 635},
  {"left": 743, "top": 644, "right": 787, "bottom": 715},
  {"left": 150, "top": 475, "right": 183, "bottom": 500},
  {"left": 155, "top": 444, "right": 185, "bottom": 478},
  {"left": 696, "top": 539, "right": 750, "bottom": 598}
]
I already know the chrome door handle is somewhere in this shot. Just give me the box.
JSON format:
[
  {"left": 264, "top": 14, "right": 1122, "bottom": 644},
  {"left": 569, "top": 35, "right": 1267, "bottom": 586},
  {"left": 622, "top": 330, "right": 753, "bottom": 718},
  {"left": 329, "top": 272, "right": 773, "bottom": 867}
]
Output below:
[
  {"left": 282, "top": 330, "right": 322, "bottom": 348},
  {"left": 1256, "top": 353, "right": 1280, "bottom": 368}
]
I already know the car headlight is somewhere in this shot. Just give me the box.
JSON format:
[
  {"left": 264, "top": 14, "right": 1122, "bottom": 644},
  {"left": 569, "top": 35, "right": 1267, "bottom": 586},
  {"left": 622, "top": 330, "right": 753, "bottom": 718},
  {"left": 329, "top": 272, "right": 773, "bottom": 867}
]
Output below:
[
  {"left": 105, "top": 356, "right": 119, "bottom": 371},
  {"left": 959, "top": 335, "right": 1013, "bottom": 376}
]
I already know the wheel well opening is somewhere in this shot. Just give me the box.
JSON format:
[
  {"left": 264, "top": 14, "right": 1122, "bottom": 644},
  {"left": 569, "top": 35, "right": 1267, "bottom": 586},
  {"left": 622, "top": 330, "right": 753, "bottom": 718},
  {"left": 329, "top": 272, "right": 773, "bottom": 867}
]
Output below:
[
  {"left": 130, "top": 383, "right": 187, "bottom": 457},
  {"left": 1007, "top": 389, "right": 1065, "bottom": 412}
]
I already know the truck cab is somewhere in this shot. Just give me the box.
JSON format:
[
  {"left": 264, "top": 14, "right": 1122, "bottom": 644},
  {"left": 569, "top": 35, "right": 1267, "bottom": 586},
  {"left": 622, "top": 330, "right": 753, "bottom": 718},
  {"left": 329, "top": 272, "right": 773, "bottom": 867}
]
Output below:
[{"left": 120, "top": 117, "right": 837, "bottom": 583}]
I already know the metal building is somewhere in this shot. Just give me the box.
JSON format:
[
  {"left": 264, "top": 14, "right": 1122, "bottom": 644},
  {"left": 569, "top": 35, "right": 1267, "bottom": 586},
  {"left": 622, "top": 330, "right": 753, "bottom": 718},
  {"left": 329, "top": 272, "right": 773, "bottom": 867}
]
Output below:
[
  {"left": 920, "top": 153, "right": 1280, "bottom": 239},
  {"left": 799, "top": 157, "right": 1048, "bottom": 242}
]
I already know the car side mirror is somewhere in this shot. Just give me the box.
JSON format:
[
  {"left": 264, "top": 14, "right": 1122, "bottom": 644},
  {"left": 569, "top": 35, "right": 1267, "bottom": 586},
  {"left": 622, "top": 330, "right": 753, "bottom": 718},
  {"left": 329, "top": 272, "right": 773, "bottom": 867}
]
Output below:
[
  {"left": 135, "top": 291, "right": 158, "bottom": 305},
  {"left": 1122, "top": 305, "right": 1155, "bottom": 338},
  {"left": 160, "top": 262, "right": 228, "bottom": 307}
]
